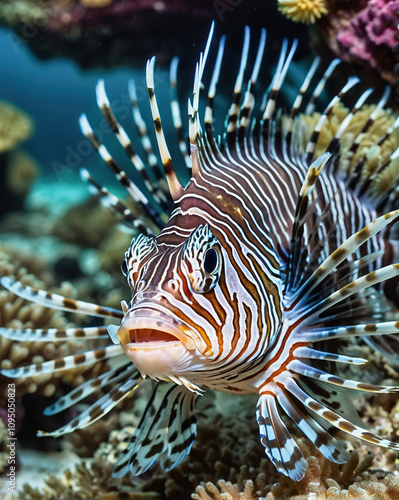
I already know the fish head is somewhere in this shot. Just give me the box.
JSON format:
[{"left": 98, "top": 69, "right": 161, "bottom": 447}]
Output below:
[{"left": 116, "top": 222, "right": 229, "bottom": 386}]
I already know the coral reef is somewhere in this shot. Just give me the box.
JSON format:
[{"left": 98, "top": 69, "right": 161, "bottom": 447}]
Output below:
[
  {"left": 5, "top": 150, "right": 40, "bottom": 198},
  {"left": 0, "top": 246, "right": 106, "bottom": 405},
  {"left": 278, "top": 0, "right": 328, "bottom": 24},
  {"left": 52, "top": 195, "right": 117, "bottom": 248},
  {"left": 296, "top": 102, "right": 399, "bottom": 203},
  {"left": 0, "top": 101, "right": 33, "bottom": 154},
  {"left": 0, "top": 101, "right": 38, "bottom": 215},
  {"left": 0, "top": 417, "right": 9, "bottom": 474},
  {"left": 14, "top": 388, "right": 399, "bottom": 499},
  {"left": 17, "top": 456, "right": 160, "bottom": 500},
  {"left": 192, "top": 446, "right": 399, "bottom": 499},
  {"left": 320, "top": 0, "right": 399, "bottom": 87},
  {"left": 79, "top": 0, "right": 114, "bottom": 7}
]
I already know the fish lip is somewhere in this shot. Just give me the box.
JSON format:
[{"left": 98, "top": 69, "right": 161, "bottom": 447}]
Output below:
[{"left": 117, "top": 306, "right": 197, "bottom": 351}]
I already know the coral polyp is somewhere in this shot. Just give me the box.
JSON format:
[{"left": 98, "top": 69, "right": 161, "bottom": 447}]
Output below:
[{"left": 278, "top": 0, "right": 328, "bottom": 24}]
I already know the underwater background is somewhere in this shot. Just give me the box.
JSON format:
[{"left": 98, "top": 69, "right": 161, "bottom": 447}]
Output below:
[{"left": 0, "top": 0, "right": 399, "bottom": 499}]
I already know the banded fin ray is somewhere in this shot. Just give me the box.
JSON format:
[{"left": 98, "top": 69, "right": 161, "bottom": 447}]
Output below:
[
  {"left": 0, "top": 277, "right": 123, "bottom": 319},
  {"left": 79, "top": 113, "right": 166, "bottom": 230},
  {"left": 112, "top": 382, "right": 197, "bottom": 478},
  {"left": 291, "top": 210, "right": 399, "bottom": 304},
  {"left": 80, "top": 168, "right": 153, "bottom": 235},
  {"left": 303, "top": 320, "right": 399, "bottom": 343},
  {"left": 275, "top": 384, "right": 349, "bottom": 464},
  {"left": 295, "top": 346, "right": 367, "bottom": 365},
  {"left": 285, "top": 377, "right": 399, "bottom": 451},
  {"left": 96, "top": 80, "right": 172, "bottom": 215},
  {"left": 43, "top": 362, "right": 136, "bottom": 416},
  {"left": 289, "top": 359, "right": 399, "bottom": 393},
  {"left": 0, "top": 326, "right": 109, "bottom": 342},
  {"left": 256, "top": 391, "right": 306, "bottom": 482},
  {"left": 169, "top": 58, "right": 192, "bottom": 170},
  {"left": 1, "top": 344, "right": 122, "bottom": 378},
  {"left": 39, "top": 374, "right": 143, "bottom": 437}
]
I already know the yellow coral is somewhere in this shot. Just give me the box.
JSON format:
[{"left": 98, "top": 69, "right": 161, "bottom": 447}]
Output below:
[
  {"left": 297, "top": 103, "right": 399, "bottom": 202},
  {"left": 79, "top": 0, "right": 114, "bottom": 6},
  {"left": 278, "top": 0, "right": 328, "bottom": 24},
  {"left": 0, "top": 101, "right": 33, "bottom": 153}
]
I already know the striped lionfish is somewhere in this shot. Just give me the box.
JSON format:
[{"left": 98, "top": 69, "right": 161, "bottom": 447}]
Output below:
[{"left": 2, "top": 25, "right": 399, "bottom": 481}]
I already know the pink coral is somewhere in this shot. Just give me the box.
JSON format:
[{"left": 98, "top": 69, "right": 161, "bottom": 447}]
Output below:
[{"left": 325, "top": 0, "right": 399, "bottom": 85}]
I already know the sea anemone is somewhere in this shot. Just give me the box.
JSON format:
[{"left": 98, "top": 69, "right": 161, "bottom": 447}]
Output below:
[{"left": 277, "top": 0, "right": 328, "bottom": 24}]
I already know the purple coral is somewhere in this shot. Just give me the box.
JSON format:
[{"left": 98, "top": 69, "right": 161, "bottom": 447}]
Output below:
[{"left": 326, "top": 0, "right": 399, "bottom": 85}]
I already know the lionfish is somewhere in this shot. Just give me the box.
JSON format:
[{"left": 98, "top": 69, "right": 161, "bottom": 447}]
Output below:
[{"left": 2, "top": 25, "right": 399, "bottom": 481}]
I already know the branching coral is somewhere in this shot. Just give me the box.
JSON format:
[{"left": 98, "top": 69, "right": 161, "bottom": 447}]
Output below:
[{"left": 278, "top": 0, "right": 328, "bottom": 24}]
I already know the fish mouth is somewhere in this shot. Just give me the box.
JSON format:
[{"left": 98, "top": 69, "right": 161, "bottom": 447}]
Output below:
[
  {"left": 116, "top": 307, "right": 197, "bottom": 351},
  {"left": 116, "top": 306, "right": 202, "bottom": 380}
]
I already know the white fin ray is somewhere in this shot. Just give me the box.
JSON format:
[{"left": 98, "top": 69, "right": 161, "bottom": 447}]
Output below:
[
  {"left": 146, "top": 57, "right": 184, "bottom": 201},
  {"left": 276, "top": 386, "right": 350, "bottom": 464},
  {"left": 80, "top": 168, "right": 153, "bottom": 234},
  {"left": 43, "top": 362, "right": 137, "bottom": 416},
  {"left": 295, "top": 346, "right": 367, "bottom": 365},
  {"left": 1, "top": 345, "right": 122, "bottom": 378},
  {"left": 39, "top": 375, "right": 142, "bottom": 437},
  {"left": 256, "top": 392, "right": 307, "bottom": 481},
  {"left": 286, "top": 377, "right": 399, "bottom": 451},
  {"left": 289, "top": 359, "right": 399, "bottom": 393},
  {"left": 0, "top": 326, "right": 109, "bottom": 342},
  {"left": 292, "top": 210, "right": 399, "bottom": 304},
  {"left": 0, "top": 277, "right": 123, "bottom": 319},
  {"left": 112, "top": 382, "right": 197, "bottom": 478}
]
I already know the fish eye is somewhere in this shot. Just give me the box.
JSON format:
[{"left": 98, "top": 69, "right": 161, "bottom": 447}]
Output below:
[{"left": 203, "top": 248, "right": 219, "bottom": 274}]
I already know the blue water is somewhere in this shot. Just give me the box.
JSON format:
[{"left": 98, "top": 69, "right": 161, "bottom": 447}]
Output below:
[
  {"left": 0, "top": 27, "right": 174, "bottom": 188},
  {"left": 0, "top": 25, "right": 315, "bottom": 194}
]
